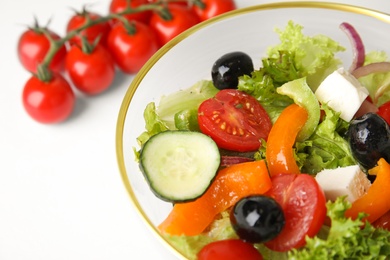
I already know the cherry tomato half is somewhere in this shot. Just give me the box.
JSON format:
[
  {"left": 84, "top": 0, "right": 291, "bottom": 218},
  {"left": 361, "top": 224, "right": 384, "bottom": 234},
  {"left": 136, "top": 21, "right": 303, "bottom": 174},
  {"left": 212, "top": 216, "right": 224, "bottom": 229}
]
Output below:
[
  {"left": 197, "top": 239, "right": 263, "bottom": 260},
  {"left": 66, "top": 11, "right": 111, "bottom": 47},
  {"left": 65, "top": 44, "right": 115, "bottom": 95},
  {"left": 107, "top": 21, "right": 159, "bottom": 74},
  {"left": 198, "top": 89, "right": 272, "bottom": 152},
  {"left": 18, "top": 28, "right": 67, "bottom": 73},
  {"left": 193, "top": 0, "right": 236, "bottom": 21},
  {"left": 264, "top": 174, "right": 326, "bottom": 252},
  {"left": 22, "top": 73, "right": 75, "bottom": 124},
  {"left": 373, "top": 209, "right": 390, "bottom": 231},
  {"left": 377, "top": 101, "right": 390, "bottom": 125},
  {"left": 109, "top": 0, "right": 152, "bottom": 24},
  {"left": 149, "top": 4, "right": 200, "bottom": 46}
]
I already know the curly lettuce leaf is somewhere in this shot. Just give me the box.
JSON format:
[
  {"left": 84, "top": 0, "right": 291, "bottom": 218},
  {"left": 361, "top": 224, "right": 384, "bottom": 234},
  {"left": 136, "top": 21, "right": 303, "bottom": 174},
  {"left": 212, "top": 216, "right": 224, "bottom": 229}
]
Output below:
[
  {"left": 238, "top": 68, "right": 293, "bottom": 123},
  {"left": 268, "top": 21, "right": 345, "bottom": 90},
  {"left": 288, "top": 197, "right": 390, "bottom": 259},
  {"left": 238, "top": 21, "right": 345, "bottom": 123},
  {"left": 295, "top": 104, "right": 355, "bottom": 174}
]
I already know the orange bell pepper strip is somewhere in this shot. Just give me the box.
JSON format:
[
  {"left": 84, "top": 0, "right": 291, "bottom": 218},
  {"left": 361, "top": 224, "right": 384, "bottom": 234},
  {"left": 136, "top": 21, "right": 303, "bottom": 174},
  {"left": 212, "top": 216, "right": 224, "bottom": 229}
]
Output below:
[
  {"left": 158, "top": 160, "right": 272, "bottom": 236},
  {"left": 345, "top": 158, "right": 390, "bottom": 223},
  {"left": 266, "top": 104, "right": 308, "bottom": 177}
]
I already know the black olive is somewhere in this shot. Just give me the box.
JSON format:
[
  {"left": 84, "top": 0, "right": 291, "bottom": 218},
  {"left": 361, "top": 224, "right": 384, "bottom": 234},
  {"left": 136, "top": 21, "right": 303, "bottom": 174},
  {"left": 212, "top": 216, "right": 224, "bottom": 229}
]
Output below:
[
  {"left": 211, "top": 51, "right": 254, "bottom": 90},
  {"left": 230, "top": 195, "right": 285, "bottom": 243},
  {"left": 347, "top": 113, "right": 390, "bottom": 170}
]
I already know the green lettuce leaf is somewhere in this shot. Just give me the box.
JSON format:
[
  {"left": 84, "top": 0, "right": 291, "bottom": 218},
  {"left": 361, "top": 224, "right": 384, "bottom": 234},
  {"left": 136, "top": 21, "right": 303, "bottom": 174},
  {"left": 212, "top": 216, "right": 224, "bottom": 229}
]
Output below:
[
  {"left": 136, "top": 102, "right": 169, "bottom": 148},
  {"left": 157, "top": 80, "right": 219, "bottom": 129},
  {"left": 162, "top": 211, "right": 238, "bottom": 260},
  {"left": 238, "top": 68, "right": 293, "bottom": 123},
  {"left": 268, "top": 21, "right": 345, "bottom": 90},
  {"left": 288, "top": 197, "right": 390, "bottom": 259},
  {"left": 295, "top": 104, "right": 355, "bottom": 174},
  {"left": 135, "top": 80, "right": 218, "bottom": 149},
  {"left": 238, "top": 21, "right": 345, "bottom": 123}
]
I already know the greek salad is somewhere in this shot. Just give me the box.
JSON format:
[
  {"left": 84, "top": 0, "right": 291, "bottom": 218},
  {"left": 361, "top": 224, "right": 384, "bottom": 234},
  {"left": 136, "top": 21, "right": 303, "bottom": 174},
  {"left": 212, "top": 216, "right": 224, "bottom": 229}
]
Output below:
[{"left": 134, "top": 21, "right": 390, "bottom": 259}]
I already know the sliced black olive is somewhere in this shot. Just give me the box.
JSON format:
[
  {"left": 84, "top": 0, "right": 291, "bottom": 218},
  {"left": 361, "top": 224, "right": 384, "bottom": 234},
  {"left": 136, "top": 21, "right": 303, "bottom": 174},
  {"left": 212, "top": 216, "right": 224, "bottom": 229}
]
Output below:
[
  {"left": 347, "top": 113, "right": 390, "bottom": 170},
  {"left": 230, "top": 195, "right": 285, "bottom": 243},
  {"left": 211, "top": 51, "right": 254, "bottom": 90}
]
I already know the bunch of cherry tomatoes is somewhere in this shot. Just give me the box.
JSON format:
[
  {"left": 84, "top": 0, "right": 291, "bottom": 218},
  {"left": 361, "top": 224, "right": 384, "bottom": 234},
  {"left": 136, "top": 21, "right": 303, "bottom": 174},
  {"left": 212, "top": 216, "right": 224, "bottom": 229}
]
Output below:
[{"left": 17, "top": 0, "right": 236, "bottom": 124}]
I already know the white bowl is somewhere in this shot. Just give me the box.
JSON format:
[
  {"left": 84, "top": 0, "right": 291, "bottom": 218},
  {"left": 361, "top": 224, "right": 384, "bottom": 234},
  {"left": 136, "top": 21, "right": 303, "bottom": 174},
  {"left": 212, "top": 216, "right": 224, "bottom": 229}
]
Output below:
[{"left": 116, "top": 2, "right": 390, "bottom": 259}]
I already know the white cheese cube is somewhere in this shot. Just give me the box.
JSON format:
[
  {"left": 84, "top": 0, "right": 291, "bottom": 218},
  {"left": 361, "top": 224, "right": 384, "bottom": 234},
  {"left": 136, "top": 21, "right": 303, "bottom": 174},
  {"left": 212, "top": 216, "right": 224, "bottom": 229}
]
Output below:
[
  {"left": 315, "top": 165, "right": 371, "bottom": 203},
  {"left": 315, "top": 68, "right": 368, "bottom": 122}
]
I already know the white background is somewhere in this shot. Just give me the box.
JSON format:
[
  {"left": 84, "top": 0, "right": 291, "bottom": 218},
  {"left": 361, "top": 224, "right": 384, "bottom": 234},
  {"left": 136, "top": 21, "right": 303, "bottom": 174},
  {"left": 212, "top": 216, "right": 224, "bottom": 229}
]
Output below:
[{"left": 1, "top": 0, "right": 389, "bottom": 259}]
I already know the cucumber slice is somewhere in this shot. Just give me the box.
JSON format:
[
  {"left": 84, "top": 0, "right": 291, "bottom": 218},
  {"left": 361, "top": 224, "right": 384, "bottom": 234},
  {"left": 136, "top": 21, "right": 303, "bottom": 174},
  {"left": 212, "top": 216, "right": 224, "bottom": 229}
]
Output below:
[{"left": 139, "top": 130, "right": 221, "bottom": 202}]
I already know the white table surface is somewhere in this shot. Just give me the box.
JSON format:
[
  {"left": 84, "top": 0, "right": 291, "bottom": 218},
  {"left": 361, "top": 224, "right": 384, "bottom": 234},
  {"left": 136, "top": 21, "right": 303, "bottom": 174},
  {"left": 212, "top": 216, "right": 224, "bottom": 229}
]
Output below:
[{"left": 1, "top": 0, "right": 389, "bottom": 259}]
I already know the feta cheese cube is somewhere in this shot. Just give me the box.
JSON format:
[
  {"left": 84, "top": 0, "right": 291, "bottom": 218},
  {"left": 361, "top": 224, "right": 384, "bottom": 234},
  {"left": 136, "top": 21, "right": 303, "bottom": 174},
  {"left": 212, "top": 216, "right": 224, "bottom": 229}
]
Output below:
[
  {"left": 315, "top": 68, "right": 369, "bottom": 122},
  {"left": 315, "top": 165, "right": 371, "bottom": 203}
]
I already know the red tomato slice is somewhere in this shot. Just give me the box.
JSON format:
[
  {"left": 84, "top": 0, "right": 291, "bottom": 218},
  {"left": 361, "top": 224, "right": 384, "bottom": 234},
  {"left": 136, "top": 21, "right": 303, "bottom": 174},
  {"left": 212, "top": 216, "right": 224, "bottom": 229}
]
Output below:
[
  {"left": 198, "top": 89, "right": 272, "bottom": 152},
  {"left": 373, "top": 209, "right": 390, "bottom": 231},
  {"left": 197, "top": 239, "right": 263, "bottom": 260},
  {"left": 377, "top": 101, "right": 390, "bottom": 125},
  {"left": 264, "top": 174, "right": 326, "bottom": 252}
]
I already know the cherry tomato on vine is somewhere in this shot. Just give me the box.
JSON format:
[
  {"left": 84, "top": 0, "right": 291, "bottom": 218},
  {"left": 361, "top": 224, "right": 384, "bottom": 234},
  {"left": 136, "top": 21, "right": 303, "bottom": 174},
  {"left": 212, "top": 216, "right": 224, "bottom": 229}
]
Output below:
[
  {"left": 66, "top": 11, "right": 111, "bottom": 47},
  {"left": 377, "top": 101, "right": 390, "bottom": 125},
  {"left": 264, "top": 174, "right": 326, "bottom": 252},
  {"left": 197, "top": 239, "right": 263, "bottom": 260},
  {"left": 149, "top": 4, "right": 200, "bottom": 46},
  {"left": 65, "top": 44, "right": 115, "bottom": 95},
  {"left": 107, "top": 21, "right": 159, "bottom": 74},
  {"left": 198, "top": 89, "right": 272, "bottom": 152},
  {"left": 22, "top": 73, "right": 75, "bottom": 124},
  {"left": 18, "top": 28, "right": 67, "bottom": 73},
  {"left": 109, "top": 0, "right": 152, "bottom": 24},
  {"left": 192, "top": 0, "right": 236, "bottom": 21}
]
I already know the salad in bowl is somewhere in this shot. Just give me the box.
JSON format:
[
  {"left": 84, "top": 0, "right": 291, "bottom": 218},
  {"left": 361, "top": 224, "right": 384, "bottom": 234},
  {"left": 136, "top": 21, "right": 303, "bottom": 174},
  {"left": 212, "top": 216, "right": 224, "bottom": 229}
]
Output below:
[{"left": 116, "top": 2, "right": 390, "bottom": 259}]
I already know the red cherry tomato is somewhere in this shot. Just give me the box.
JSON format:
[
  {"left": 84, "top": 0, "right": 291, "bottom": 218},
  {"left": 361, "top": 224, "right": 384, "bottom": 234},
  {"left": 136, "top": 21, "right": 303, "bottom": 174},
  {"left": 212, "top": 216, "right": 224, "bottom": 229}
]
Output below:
[
  {"left": 18, "top": 28, "right": 67, "bottom": 73},
  {"left": 197, "top": 239, "right": 263, "bottom": 260},
  {"left": 65, "top": 44, "right": 115, "bottom": 95},
  {"left": 66, "top": 11, "right": 111, "bottom": 47},
  {"left": 193, "top": 0, "right": 236, "bottom": 21},
  {"left": 107, "top": 21, "right": 159, "bottom": 74},
  {"left": 377, "top": 101, "right": 390, "bottom": 125},
  {"left": 149, "top": 4, "right": 200, "bottom": 46},
  {"left": 373, "top": 210, "right": 390, "bottom": 231},
  {"left": 264, "top": 174, "right": 326, "bottom": 252},
  {"left": 109, "top": 0, "right": 152, "bottom": 24},
  {"left": 22, "top": 73, "right": 75, "bottom": 124},
  {"left": 198, "top": 89, "right": 272, "bottom": 152}
]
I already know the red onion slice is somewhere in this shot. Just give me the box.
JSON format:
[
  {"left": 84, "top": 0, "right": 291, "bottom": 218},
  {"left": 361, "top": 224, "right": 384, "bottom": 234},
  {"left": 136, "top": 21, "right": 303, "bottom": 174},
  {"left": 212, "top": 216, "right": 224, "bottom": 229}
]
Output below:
[
  {"left": 351, "top": 62, "right": 390, "bottom": 78},
  {"left": 340, "top": 22, "right": 365, "bottom": 72},
  {"left": 351, "top": 62, "right": 390, "bottom": 104},
  {"left": 355, "top": 99, "right": 378, "bottom": 118}
]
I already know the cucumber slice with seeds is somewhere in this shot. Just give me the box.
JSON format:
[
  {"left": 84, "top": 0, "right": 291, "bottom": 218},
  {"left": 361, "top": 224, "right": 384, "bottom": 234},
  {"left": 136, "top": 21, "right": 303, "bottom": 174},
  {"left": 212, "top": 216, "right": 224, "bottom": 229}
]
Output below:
[{"left": 139, "top": 130, "right": 220, "bottom": 202}]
